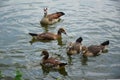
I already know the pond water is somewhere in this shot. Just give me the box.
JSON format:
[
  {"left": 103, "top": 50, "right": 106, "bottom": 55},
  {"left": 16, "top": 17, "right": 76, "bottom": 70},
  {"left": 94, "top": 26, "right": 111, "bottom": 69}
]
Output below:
[{"left": 0, "top": 0, "right": 120, "bottom": 80}]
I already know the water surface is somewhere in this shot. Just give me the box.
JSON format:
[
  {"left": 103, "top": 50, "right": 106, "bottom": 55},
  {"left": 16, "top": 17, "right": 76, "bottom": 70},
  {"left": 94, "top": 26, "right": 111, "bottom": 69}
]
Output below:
[{"left": 0, "top": 0, "right": 120, "bottom": 80}]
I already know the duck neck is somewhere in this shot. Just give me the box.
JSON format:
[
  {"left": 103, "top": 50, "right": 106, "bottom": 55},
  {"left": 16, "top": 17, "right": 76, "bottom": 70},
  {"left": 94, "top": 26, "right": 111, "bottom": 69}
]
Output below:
[
  {"left": 44, "top": 9, "right": 47, "bottom": 17},
  {"left": 44, "top": 12, "right": 47, "bottom": 17},
  {"left": 57, "top": 31, "right": 62, "bottom": 38},
  {"left": 43, "top": 54, "right": 49, "bottom": 60}
]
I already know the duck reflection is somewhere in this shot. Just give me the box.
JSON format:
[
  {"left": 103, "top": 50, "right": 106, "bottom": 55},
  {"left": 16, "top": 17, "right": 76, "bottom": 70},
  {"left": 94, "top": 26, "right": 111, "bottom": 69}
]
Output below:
[
  {"left": 29, "top": 37, "right": 64, "bottom": 46},
  {"left": 81, "top": 56, "right": 88, "bottom": 65},
  {"left": 67, "top": 52, "right": 88, "bottom": 65},
  {"left": 29, "top": 37, "right": 52, "bottom": 45},
  {"left": 57, "top": 37, "right": 64, "bottom": 46},
  {"left": 41, "top": 24, "right": 49, "bottom": 32},
  {"left": 67, "top": 55, "right": 73, "bottom": 65},
  {"left": 41, "top": 64, "right": 68, "bottom": 76}
]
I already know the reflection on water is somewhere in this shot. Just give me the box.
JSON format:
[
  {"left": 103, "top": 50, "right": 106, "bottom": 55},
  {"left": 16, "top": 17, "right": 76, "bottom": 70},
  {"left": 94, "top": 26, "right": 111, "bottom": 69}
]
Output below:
[
  {"left": 67, "top": 55, "right": 73, "bottom": 65},
  {"left": 57, "top": 38, "right": 64, "bottom": 46},
  {"left": 29, "top": 37, "right": 53, "bottom": 45},
  {"left": 81, "top": 56, "right": 88, "bottom": 65},
  {"left": 41, "top": 63, "right": 68, "bottom": 76},
  {"left": 41, "top": 25, "right": 49, "bottom": 32},
  {"left": 40, "top": 19, "right": 64, "bottom": 33},
  {"left": 29, "top": 37, "right": 64, "bottom": 46}
]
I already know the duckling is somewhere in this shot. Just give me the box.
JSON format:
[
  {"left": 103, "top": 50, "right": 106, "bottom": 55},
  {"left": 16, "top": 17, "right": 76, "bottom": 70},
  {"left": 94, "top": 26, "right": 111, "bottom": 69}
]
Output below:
[
  {"left": 82, "top": 40, "right": 109, "bottom": 57},
  {"left": 66, "top": 37, "right": 83, "bottom": 55},
  {"left": 40, "top": 8, "right": 65, "bottom": 25},
  {"left": 29, "top": 28, "right": 66, "bottom": 40},
  {"left": 40, "top": 50, "right": 67, "bottom": 68}
]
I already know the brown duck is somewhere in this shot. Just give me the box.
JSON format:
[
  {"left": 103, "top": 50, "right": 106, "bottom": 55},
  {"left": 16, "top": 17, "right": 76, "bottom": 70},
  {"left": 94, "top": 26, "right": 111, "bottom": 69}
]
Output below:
[
  {"left": 41, "top": 50, "right": 67, "bottom": 68},
  {"left": 66, "top": 37, "right": 83, "bottom": 55},
  {"left": 40, "top": 8, "right": 65, "bottom": 25},
  {"left": 82, "top": 40, "right": 109, "bottom": 57},
  {"left": 29, "top": 28, "right": 66, "bottom": 40}
]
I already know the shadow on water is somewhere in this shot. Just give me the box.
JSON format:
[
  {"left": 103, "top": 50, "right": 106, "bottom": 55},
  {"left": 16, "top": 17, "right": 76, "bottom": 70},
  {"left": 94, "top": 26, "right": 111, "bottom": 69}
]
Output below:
[{"left": 40, "top": 64, "right": 68, "bottom": 76}]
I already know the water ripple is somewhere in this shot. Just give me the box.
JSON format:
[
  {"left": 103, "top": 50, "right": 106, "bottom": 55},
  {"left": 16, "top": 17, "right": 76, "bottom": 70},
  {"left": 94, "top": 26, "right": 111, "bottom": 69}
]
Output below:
[{"left": 0, "top": 0, "right": 120, "bottom": 80}]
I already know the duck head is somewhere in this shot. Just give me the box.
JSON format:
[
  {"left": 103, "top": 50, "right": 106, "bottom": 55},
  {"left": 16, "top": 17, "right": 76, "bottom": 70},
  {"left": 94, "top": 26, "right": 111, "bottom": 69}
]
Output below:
[
  {"left": 100, "top": 40, "right": 110, "bottom": 52},
  {"left": 43, "top": 8, "right": 48, "bottom": 16},
  {"left": 101, "top": 40, "right": 109, "bottom": 46},
  {"left": 76, "top": 37, "right": 83, "bottom": 43},
  {"left": 41, "top": 50, "right": 49, "bottom": 60},
  {"left": 58, "top": 28, "right": 67, "bottom": 35}
]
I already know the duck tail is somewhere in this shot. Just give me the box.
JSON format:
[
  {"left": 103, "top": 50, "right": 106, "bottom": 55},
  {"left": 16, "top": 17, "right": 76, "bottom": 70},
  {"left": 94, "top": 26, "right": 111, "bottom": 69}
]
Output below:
[
  {"left": 56, "top": 12, "right": 65, "bottom": 16},
  {"left": 59, "top": 63, "right": 67, "bottom": 67},
  {"left": 59, "top": 12, "right": 65, "bottom": 15},
  {"left": 29, "top": 33, "right": 37, "bottom": 36},
  {"left": 76, "top": 37, "right": 83, "bottom": 43},
  {"left": 101, "top": 40, "right": 109, "bottom": 46}
]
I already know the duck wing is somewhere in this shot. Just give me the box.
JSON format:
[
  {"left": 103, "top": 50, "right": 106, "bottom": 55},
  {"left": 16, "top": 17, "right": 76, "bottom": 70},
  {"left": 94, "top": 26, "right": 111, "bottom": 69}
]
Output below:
[
  {"left": 47, "top": 12, "right": 65, "bottom": 21},
  {"left": 38, "top": 32, "right": 57, "bottom": 40},
  {"left": 69, "top": 42, "right": 81, "bottom": 51},
  {"left": 67, "top": 42, "right": 81, "bottom": 54},
  {"left": 44, "top": 57, "right": 60, "bottom": 65},
  {"left": 88, "top": 45, "right": 102, "bottom": 55}
]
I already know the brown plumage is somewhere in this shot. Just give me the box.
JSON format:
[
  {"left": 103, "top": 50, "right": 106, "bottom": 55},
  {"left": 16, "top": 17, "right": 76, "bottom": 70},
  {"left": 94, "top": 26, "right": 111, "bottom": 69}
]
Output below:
[
  {"left": 40, "top": 8, "right": 65, "bottom": 25},
  {"left": 29, "top": 28, "right": 66, "bottom": 40},
  {"left": 41, "top": 50, "right": 67, "bottom": 68},
  {"left": 66, "top": 37, "right": 83, "bottom": 55},
  {"left": 82, "top": 40, "right": 109, "bottom": 57}
]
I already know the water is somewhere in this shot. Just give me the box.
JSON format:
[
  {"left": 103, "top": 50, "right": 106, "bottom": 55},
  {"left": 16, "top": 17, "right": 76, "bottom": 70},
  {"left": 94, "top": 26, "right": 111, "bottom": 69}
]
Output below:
[{"left": 0, "top": 0, "right": 120, "bottom": 80}]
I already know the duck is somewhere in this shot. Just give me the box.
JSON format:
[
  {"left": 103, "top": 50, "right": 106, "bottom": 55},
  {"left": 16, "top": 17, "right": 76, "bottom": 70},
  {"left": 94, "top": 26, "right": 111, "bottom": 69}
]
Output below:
[
  {"left": 29, "top": 28, "right": 67, "bottom": 40},
  {"left": 40, "top": 50, "right": 67, "bottom": 68},
  {"left": 66, "top": 37, "right": 83, "bottom": 55},
  {"left": 40, "top": 8, "right": 65, "bottom": 25},
  {"left": 82, "top": 40, "right": 109, "bottom": 57}
]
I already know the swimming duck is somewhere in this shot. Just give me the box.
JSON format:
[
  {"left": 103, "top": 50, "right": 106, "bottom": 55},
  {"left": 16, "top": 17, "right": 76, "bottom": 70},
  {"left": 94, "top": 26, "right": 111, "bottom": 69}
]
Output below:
[
  {"left": 40, "top": 50, "right": 67, "bottom": 68},
  {"left": 29, "top": 28, "right": 66, "bottom": 40},
  {"left": 66, "top": 37, "right": 83, "bottom": 55},
  {"left": 82, "top": 40, "right": 109, "bottom": 57},
  {"left": 40, "top": 8, "right": 65, "bottom": 25}
]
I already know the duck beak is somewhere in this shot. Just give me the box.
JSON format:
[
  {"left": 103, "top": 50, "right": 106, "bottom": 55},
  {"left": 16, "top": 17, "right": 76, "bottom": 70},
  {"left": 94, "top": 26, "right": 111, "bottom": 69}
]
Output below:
[{"left": 64, "top": 32, "right": 67, "bottom": 35}]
